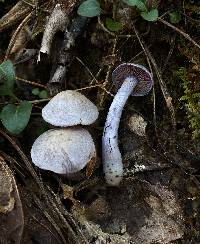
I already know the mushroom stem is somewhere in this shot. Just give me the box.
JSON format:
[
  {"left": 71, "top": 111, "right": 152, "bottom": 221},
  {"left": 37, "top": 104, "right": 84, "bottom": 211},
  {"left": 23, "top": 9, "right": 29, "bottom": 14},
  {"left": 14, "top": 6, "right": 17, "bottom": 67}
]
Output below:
[{"left": 102, "top": 76, "right": 138, "bottom": 186}]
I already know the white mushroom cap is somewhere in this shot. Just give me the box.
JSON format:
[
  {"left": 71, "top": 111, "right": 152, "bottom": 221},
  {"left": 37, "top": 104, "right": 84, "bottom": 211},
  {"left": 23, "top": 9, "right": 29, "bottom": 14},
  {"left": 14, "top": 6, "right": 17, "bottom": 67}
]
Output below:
[
  {"left": 42, "top": 90, "right": 99, "bottom": 126},
  {"left": 31, "top": 128, "right": 96, "bottom": 174}
]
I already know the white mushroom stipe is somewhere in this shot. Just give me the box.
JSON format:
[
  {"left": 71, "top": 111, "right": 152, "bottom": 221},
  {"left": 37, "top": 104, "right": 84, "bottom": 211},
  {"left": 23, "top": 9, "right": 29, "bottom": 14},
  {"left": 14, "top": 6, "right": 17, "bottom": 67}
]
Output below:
[
  {"left": 102, "top": 77, "right": 138, "bottom": 186},
  {"left": 31, "top": 128, "right": 96, "bottom": 174},
  {"left": 42, "top": 90, "right": 99, "bottom": 126},
  {"left": 102, "top": 63, "right": 153, "bottom": 186}
]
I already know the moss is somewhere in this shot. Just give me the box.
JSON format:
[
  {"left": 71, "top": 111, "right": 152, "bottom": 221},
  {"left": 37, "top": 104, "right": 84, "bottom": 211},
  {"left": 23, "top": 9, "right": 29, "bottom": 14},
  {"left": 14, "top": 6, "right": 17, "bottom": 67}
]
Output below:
[
  {"left": 184, "top": 5, "right": 200, "bottom": 16},
  {"left": 175, "top": 68, "right": 200, "bottom": 138}
]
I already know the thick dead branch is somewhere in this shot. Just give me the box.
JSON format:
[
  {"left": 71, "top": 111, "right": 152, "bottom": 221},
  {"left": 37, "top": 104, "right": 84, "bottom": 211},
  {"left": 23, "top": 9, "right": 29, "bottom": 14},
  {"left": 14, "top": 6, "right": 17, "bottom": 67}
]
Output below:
[
  {"left": 39, "top": 4, "right": 69, "bottom": 56},
  {"left": 48, "top": 16, "right": 88, "bottom": 95}
]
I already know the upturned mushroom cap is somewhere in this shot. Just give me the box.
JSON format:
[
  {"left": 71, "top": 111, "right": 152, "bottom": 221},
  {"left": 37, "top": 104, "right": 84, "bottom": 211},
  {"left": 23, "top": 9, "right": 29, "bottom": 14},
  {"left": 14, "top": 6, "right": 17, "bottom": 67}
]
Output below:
[
  {"left": 112, "top": 63, "right": 153, "bottom": 96},
  {"left": 42, "top": 90, "right": 99, "bottom": 126},
  {"left": 31, "top": 128, "right": 96, "bottom": 174}
]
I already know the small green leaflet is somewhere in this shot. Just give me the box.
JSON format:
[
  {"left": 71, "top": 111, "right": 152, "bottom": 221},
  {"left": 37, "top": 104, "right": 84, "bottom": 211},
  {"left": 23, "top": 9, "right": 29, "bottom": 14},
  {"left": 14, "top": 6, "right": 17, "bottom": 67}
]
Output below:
[
  {"left": 77, "top": 0, "right": 101, "bottom": 17},
  {"left": 0, "top": 101, "right": 32, "bottom": 134},
  {"left": 136, "top": 1, "right": 147, "bottom": 11},
  {"left": 122, "top": 0, "right": 139, "bottom": 6},
  {"left": 106, "top": 18, "right": 122, "bottom": 32},
  {"left": 122, "top": 0, "right": 147, "bottom": 11},
  {"left": 38, "top": 90, "right": 48, "bottom": 99},
  {"left": 32, "top": 88, "right": 40, "bottom": 95},
  {"left": 32, "top": 88, "right": 48, "bottom": 98},
  {"left": 141, "top": 9, "right": 158, "bottom": 21},
  {"left": 0, "top": 60, "right": 15, "bottom": 95},
  {"left": 169, "top": 12, "right": 181, "bottom": 24}
]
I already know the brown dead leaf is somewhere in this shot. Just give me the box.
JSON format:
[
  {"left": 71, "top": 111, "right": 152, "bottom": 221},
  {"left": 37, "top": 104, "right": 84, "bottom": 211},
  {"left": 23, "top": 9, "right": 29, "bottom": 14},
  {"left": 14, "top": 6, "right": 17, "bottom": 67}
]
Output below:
[
  {"left": 61, "top": 183, "right": 74, "bottom": 201},
  {"left": 86, "top": 155, "right": 96, "bottom": 178},
  {"left": 0, "top": 156, "right": 24, "bottom": 244},
  {"left": 10, "top": 25, "right": 31, "bottom": 54},
  {"left": 166, "top": 96, "right": 173, "bottom": 108},
  {"left": 61, "top": 183, "right": 85, "bottom": 215}
]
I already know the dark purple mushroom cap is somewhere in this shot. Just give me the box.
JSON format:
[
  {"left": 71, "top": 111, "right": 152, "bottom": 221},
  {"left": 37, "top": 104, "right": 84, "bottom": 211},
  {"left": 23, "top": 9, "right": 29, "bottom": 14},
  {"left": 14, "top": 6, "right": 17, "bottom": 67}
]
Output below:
[{"left": 112, "top": 63, "right": 153, "bottom": 96}]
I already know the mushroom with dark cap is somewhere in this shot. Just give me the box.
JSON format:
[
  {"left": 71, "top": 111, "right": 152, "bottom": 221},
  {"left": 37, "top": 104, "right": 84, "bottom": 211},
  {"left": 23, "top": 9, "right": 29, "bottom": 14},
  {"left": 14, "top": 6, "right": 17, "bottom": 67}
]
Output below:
[{"left": 102, "top": 63, "right": 153, "bottom": 186}]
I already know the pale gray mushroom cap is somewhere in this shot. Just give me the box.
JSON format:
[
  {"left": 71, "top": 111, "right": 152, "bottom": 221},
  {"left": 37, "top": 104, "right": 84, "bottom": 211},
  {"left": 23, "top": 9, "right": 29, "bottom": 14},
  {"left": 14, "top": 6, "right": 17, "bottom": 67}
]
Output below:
[
  {"left": 42, "top": 90, "right": 99, "bottom": 126},
  {"left": 31, "top": 128, "right": 96, "bottom": 174}
]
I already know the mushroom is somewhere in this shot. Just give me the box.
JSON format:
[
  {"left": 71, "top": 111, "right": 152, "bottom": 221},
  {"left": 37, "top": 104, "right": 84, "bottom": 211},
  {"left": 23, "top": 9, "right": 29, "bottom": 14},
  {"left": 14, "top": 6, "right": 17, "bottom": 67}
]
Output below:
[
  {"left": 31, "top": 128, "right": 96, "bottom": 174},
  {"left": 102, "top": 63, "right": 153, "bottom": 186},
  {"left": 42, "top": 90, "right": 99, "bottom": 126},
  {"left": 31, "top": 90, "right": 99, "bottom": 175}
]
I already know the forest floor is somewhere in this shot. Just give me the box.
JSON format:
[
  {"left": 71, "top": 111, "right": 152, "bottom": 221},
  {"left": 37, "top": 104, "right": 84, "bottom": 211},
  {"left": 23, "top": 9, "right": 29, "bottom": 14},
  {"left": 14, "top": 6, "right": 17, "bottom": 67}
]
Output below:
[{"left": 0, "top": 0, "right": 200, "bottom": 243}]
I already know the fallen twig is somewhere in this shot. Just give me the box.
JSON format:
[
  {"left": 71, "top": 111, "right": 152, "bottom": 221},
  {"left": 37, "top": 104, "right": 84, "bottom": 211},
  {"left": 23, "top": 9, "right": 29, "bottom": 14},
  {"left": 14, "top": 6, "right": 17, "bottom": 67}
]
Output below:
[
  {"left": 158, "top": 17, "right": 200, "bottom": 50},
  {"left": 133, "top": 25, "right": 176, "bottom": 133},
  {"left": 4, "top": 11, "right": 34, "bottom": 60},
  {"left": 16, "top": 76, "right": 46, "bottom": 88}
]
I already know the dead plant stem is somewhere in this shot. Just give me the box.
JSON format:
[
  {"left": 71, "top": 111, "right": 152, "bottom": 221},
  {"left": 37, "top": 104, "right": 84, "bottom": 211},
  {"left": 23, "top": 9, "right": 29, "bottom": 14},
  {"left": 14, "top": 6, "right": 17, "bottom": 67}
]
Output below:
[
  {"left": 158, "top": 17, "right": 200, "bottom": 50},
  {"left": 4, "top": 11, "right": 34, "bottom": 60},
  {"left": 133, "top": 25, "right": 176, "bottom": 133},
  {"left": 16, "top": 76, "right": 46, "bottom": 88}
]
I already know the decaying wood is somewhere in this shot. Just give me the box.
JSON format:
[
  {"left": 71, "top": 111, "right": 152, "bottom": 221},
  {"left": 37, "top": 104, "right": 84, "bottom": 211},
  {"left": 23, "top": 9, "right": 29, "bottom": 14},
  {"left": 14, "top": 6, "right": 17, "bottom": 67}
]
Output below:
[
  {"left": 39, "top": 4, "right": 69, "bottom": 56},
  {"left": 48, "top": 16, "right": 88, "bottom": 95}
]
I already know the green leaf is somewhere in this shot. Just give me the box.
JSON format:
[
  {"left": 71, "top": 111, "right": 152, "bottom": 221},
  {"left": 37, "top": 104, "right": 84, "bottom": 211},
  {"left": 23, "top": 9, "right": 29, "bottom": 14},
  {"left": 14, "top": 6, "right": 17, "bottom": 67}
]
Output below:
[
  {"left": 122, "top": 0, "right": 147, "bottom": 11},
  {"left": 141, "top": 9, "right": 158, "bottom": 21},
  {"left": 38, "top": 90, "right": 48, "bottom": 99},
  {"left": 32, "top": 88, "right": 40, "bottom": 95},
  {"left": 136, "top": 2, "right": 147, "bottom": 11},
  {"left": 0, "top": 60, "right": 15, "bottom": 88},
  {"left": 122, "top": 0, "right": 139, "bottom": 6},
  {"left": 169, "top": 12, "right": 181, "bottom": 24},
  {"left": 0, "top": 60, "right": 15, "bottom": 95},
  {"left": 106, "top": 18, "right": 122, "bottom": 32},
  {"left": 77, "top": 0, "right": 101, "bottom": 17},
  {"left": 0, "top": 86, "right": 13, "bottom": 96},
  {"left": 0, "top": 101, "right": 32, "bottom": 134}
]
